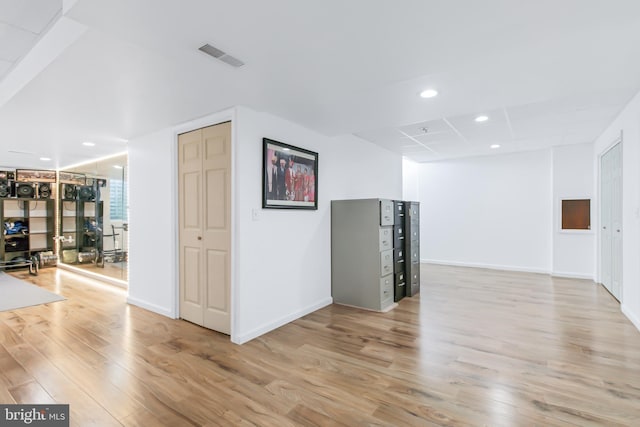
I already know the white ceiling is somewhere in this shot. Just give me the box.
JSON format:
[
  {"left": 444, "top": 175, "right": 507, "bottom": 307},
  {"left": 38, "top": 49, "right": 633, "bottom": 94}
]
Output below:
[
  {"left": 0, "top": 0, "right": 61, "bottom": 81},
  {"left": 1, "top": 0, "right": 640, "bottom": 168}
]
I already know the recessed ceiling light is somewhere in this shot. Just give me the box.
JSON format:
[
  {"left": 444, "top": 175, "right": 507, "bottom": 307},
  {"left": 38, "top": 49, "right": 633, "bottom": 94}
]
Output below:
[
  {"left": 82, "top": 141, "right": 95, "bottom": 147},
  {"left": 475, "top": 115, "right": 489, "bottom": 123},
  {"left": 420, "top": 89, "right": 438, "bottom": 99},
  {"left": 113, "top": 165, "right": 123, "bottom": 169},
  {"left": 282, "top": 148, "right": 290, "bottom": 151},
  {"left": 490, "top": 144, "right": 500, "bottom": 149},
  {"left": 40, "top": 157, "right": 51, "bottom": 161}
]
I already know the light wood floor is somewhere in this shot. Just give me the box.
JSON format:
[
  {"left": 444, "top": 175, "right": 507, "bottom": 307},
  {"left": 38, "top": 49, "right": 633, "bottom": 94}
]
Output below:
[{"left": 1, "top": 265, "right": 639, "bottom": 426}]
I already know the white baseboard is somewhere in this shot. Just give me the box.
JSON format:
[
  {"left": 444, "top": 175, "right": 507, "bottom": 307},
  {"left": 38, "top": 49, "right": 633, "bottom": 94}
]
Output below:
[
  {"left": 127, "top": 296, "right": 175, "bottom": 318},
  {"left": 621, "top": 304, "right": 640, "bottom": 333},
  {"left": 231, "top": 297, "right": 333, "bottom": 345},
  {"left": 422, "top": 259, "right": 549, "bottom": 275},
  {"left": 551, "top": 271, "right": 595, "bottom": 280}
]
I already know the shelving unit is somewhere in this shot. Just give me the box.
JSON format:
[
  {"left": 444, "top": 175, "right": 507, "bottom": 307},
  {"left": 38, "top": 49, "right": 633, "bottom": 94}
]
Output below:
[
  {"left": 60, "top": 198, "right": 77, "bottom": 263},
  {"left": 59, "top": 183, "right": 104, "bottom": 265},
  {"left": 1, "top": 198, "right": 55, "bottom": 263}
]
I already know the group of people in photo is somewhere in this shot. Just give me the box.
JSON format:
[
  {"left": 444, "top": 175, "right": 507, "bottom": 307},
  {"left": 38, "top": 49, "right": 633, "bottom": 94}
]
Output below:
[{"left": 266, "top": 153, "right": 315, "bottom": 202}]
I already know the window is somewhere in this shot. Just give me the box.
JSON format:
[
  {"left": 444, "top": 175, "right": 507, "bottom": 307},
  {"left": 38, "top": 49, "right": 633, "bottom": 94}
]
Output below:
[
  {"left": 109, "top": 179, "right": 127, "bottom": 221},
  {"left": 561, "top": 199, "right": 590, "bottom": 230}
]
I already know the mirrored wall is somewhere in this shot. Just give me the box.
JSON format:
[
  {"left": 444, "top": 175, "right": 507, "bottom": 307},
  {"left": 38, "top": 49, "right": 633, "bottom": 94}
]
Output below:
[{"left": 58, "top": 154, "right": 128, "bottom": 283}]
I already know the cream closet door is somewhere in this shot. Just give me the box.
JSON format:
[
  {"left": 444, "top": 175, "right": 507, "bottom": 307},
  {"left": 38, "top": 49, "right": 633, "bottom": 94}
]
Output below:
[{"left": 178, "top": 122, "right": 231, "bottom": 334}]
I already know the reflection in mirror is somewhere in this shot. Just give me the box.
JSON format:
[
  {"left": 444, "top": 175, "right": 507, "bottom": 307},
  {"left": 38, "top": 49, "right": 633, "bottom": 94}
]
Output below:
[{"left": 58, "top": 153, "right": 128, "bottom": 284}]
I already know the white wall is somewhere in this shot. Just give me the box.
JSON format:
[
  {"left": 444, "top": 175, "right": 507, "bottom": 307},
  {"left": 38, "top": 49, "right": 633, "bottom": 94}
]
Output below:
[
  {"left": 402, "top": 158, "right": 420, "bottom": 202},
  {"left": 232, "top": 107, "right": 333, "bottom": 343},
  {"left": 127, "top": 127, "right": 176, "bottom": 317},
  {"left": 551, "top": 144, "right": 595, "bottom": 279},
  {"left": 233, "top": 108, "right": 402, "bottom": 343},
  {"left": 415, "top": 150, "right": 553, "bottom": 273},
  {"left": 593, "top": 92, "right": 640, "bottom": 332},
  {"left": 324, "top": 133, "right": 403, "bottom": 201},
  {"left": 128, "top": 106, "right": 403, "bottom": 344}
]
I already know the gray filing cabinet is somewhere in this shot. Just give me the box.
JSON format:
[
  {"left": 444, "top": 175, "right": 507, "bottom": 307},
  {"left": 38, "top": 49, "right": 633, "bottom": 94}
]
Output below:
[
  {"left": 331, "top": 198, "right": 396, "bottom": 311},
  {"left": 404, "top": 201, "right": 421, "bottom": 296}
]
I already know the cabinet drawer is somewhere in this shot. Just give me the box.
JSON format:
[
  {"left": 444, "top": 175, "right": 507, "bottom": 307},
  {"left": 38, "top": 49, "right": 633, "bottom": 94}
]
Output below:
[
  {"left": 393, "top": 225, "right": 405, "bottom": 245},
  {"left": 379, "top": 227, "right": 392, "bottom": 251},
  {"left": 394, "top": 239, "right": 407, "bottom": 303},
  {"left": 394, "top": 212, "right": 405, "bottom": 226},
  {"left": 408, "top": 227, "right": 419, "bottom": 241},
  {"left": 407, "top": 268, "right": 420, "bottom": 297},
  {"left": 408, "top": 203, "right": 420, "bottom": 223},
  {"left": 394, "top": 278, "right": 406, "bottom": 302},
  {"left": 406, "top": 238, "right": 419, "bottom": 252},
  {"left": 406, "top": 259, "right": 418, "bottom": 272},
  {"left": 380, "top": 275, "right": 393, "bottom": 304},
  {"left": 380, "top": 249, "right": 394, "bottom": 276},
  {"left": 410, "top": 269, "right": 420, "bottom": 285},
  {"left": 380, "top": 200, "right": 394, "bottom": 226},
  {"left": 410, "top": 247, "right": 420, "bottom": 263},
  {"left": 404, "top": 238, "right": 417, "bottom": 252},
  {"left": 394, "top": 202, "right": 405, "bottom": 224}
]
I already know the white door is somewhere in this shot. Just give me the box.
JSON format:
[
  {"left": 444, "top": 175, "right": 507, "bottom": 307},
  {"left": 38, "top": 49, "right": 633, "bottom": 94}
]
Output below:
[
  {"left": 600, "top": 142, "right": 622, "bottom": 301},
  {"left": 178, "top": 122, "right": 231, "bottom": 334},
  {"left": 610, "top": 143, "right": 623, "bottom": 300},
  {"left": 600, "top": 147, "right": 612, "bottom": 291}
]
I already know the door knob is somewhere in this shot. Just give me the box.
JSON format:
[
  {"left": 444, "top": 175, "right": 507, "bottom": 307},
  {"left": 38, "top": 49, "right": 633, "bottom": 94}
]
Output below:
[
  {"left": 603, "top": 226, "right": 607, "bottom": 229},
  {"left": 616, "top": 229, "right": 621, "bottom": 232},
  {"left": 197, "top": 236, "right": 202, "bottom": 240}
]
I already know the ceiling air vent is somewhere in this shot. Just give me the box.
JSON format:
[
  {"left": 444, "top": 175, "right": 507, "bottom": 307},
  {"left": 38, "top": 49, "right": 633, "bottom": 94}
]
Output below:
[{"left": 199, "top": 44, "right": 245, "bottom": 68}]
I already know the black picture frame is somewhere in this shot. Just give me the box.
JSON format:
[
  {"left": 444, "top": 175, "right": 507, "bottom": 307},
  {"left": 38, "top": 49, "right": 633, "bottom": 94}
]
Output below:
[{"left": 262, "top": 138, "right": 318, "bottom": 210}]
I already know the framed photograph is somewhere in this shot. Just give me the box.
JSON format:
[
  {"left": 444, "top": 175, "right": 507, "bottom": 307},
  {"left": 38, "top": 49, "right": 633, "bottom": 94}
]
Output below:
[
  {"left": 16, "top": 169, "right": 56, "bottom": 183},
  {"left": 58, "top": 171, "right": 87, "bottom": 185},
  {"left": 263, "top": 138, "right": 318, "bottom": 210}
]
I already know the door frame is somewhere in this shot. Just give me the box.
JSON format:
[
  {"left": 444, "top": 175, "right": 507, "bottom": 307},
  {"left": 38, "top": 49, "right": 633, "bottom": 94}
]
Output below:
[
  {"left": 171, "top": 107, "right": 237, "bottom": 340},
  {"left": 596, "top": 132, "right": 622, "bottom": 294}
]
